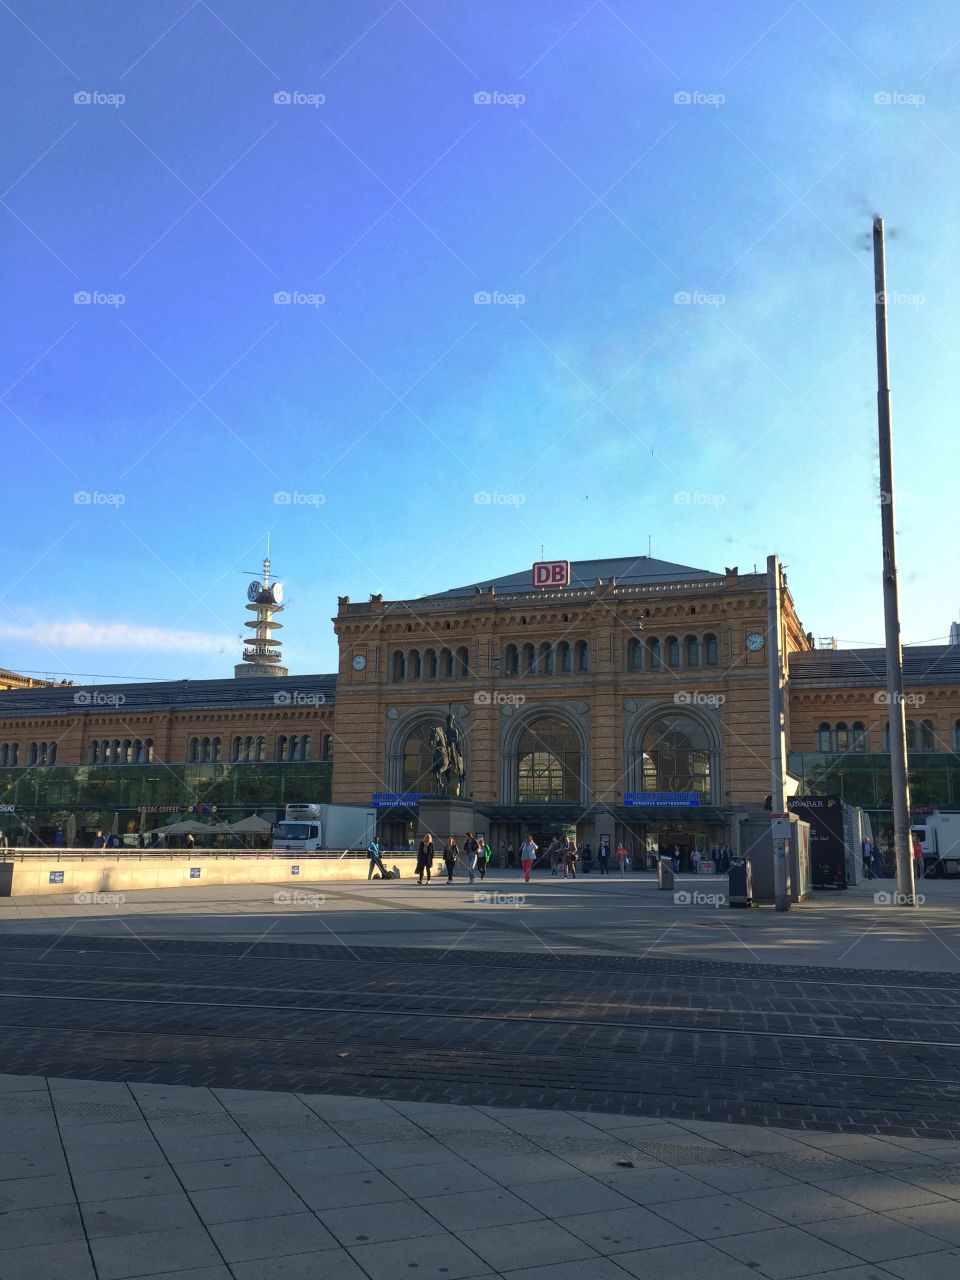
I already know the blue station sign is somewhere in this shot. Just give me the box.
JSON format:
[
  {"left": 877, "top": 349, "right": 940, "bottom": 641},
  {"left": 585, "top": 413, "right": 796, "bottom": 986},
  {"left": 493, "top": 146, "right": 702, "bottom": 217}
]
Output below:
[
  {"left": 624, "top": 792, "right": 701, "bottom": 807},
  {"left": 371, "top": 792, "right": 427, "bottom": 807}
]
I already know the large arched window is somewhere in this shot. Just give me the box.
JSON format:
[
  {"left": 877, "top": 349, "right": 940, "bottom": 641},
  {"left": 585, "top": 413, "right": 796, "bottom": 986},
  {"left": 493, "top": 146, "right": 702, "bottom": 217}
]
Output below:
[
  {"left": 666, "top": 636, "right": 680, "bottom": 668},
  {"left": 456, "top": 646, "right": 469, "bottom": 677},
  {"left": 522, "top": 643, "right": 535, "bottom": 675},
  {"left": 516, "top": 717, "right": 581, "bottom": 803},
  {"left": 647, "top": 637, "right": 662, "bottom": 670},
  {"left": 685, "top": 635, "right": 700, "bottom": 667},
  {"left": 424, "top": 648, "right": 437, "bottom": 679},
  {"left": 627, "top": 638, "right": 643, "bottom": 670},
  {"left": 321, "top": 733, "right": 333, "bottom": 761},
  {"left": 391, "top": 650, "right": 406, "bottom": 681},
  {"left": 188, "top": 737, "right": 200, "bottom": 763},
  {"left": 704, "top": 633, "right": 719, "bottom": 666},
  {"left": 919, "top": 719, "right": 937, "bottom": 751},
  {"left": 817, "top": 723, "right": 833, "bottom": 752},
  {"left": 851, "top": 722, "right": 867, "bottom": 752},
  {"left": 408, "top": 650, "right": 422, "bottom": 680},
  {"left": 277, "top": 734, "right": 288, "bottom": 762},
  {"left": 906, "top": 720, "right": 916, "bottom": 750},
  {"left": 503, "top": 644, "right": 518, "bottom": 676},
  {"left": 575, "top": 639, "right": 589, "bottom": 672},
  {"left": 441, "top": 648, "right": 454, "bottom": 678},
  {"left": 640, "top": 714, "right": 713, "bottom": 799},
  {"left": 558, "top": 641, "right": 572, "bottom": 673},
  {"left": 401, "top": 720, "right": 443, "bottom": 794},
  {"left": 835, "top": 722, "right": 848, "bottom": 752},
  {"left": 539, "top": 642, "right": 554, "bottom": 675}
]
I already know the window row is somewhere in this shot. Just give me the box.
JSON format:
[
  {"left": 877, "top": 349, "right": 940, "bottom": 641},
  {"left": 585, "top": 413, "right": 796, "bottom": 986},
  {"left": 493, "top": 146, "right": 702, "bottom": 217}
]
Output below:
[
  {"left": 816, "top": 720, "right": 960, "bottom": 753},
  {"left": 627, "top": 634, "right": 720, "bottom": 670},
  {"left": 0, "top": 742, "right": 19, "bottom": 767},
  {"left": 27, "top": 741, "right": 57, "bottom": 766},
  {"left": 89, "top": 738, "right": 155, "bottom": 765},
  {"left": 502, "top": 641, "right": 589, "bottom": 675},
  {"left": 189, "top": 734, "right": 335, "bottom": 763},
  {"left": 392, "top": 647, "right": 470, "bottom": 681}
]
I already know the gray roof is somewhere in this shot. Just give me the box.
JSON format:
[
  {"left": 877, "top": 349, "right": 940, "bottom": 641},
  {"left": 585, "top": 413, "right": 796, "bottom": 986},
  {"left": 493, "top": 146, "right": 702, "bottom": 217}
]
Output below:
[
  {"left": 789, "top": 646, "right": 960, "bottom": 688},
  {"left": 421, "top": 556, "right": 723, "bottom": 599},
  {"left": 0, "top": 673, "right": 337, "bottom": 719}
]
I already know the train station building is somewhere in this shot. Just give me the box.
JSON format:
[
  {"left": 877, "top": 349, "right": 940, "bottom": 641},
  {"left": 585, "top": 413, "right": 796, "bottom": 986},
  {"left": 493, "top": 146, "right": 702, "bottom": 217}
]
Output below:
[{"left": 1, "top": 555, "right": 959, "bottom": 853}]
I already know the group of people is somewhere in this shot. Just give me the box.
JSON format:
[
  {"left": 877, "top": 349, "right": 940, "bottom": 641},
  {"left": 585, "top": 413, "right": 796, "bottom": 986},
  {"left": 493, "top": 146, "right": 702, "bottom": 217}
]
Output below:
[
  {"left": 410, "top": 832, "right": 493, "bottom": 884},
  {"left": 861, "top": 839, "right": 888, "bottom": 879}
]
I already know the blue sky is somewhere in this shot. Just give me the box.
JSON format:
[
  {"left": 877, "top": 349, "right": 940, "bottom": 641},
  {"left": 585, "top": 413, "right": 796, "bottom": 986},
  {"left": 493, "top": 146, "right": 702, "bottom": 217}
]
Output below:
[{"left": 2, "top": 0, "right": 958, "bottom": 682}]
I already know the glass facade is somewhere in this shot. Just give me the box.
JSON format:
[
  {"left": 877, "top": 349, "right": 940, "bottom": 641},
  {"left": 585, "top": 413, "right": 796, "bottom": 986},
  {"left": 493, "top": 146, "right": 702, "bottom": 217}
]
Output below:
[
  {"left": 789, "top": 751, "right": 960, "bottom": 843},
  {"left": 0, "top": 761, "right": 332, "bottom": 838}
]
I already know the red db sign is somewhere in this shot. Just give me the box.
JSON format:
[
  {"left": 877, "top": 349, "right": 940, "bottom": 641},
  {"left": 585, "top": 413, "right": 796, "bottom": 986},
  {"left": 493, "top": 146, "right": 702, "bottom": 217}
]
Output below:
[{"left": 532, "top": 561, "right": 571, "bottom": 588}]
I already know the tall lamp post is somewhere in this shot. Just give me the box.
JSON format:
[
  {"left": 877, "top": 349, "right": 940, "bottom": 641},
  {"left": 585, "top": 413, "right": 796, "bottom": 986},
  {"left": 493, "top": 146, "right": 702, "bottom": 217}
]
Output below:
[{"left": 873, "top": 217, "right": 916, "bottom": 907}]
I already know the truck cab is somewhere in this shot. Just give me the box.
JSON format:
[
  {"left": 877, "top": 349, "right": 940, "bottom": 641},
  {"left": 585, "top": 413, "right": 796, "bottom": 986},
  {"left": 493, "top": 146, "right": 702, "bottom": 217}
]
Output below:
[
  {"left": 273, "top": 820, "right": 322, "bottom": 853},
  {"left": 912, "top": 812, "right": 960, "bottom": 878}
]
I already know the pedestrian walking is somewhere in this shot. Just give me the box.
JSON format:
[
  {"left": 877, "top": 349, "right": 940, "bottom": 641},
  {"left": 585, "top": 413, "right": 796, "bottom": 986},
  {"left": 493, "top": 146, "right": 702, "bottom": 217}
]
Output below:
[
  {"left": 520, "top": 834, "right": 538, "bottom": 883},
  {"left": 871, "top": 842, "right": 885, "bottom": 878},
  {"left": 548, "top": 837, "right": 561, "bottom": 876},
  {"left": 913, "top": 835, "right": 925, "bottom": 880},
  {"left": 615, "top": 842, "right": 628, "bottom": 876},
  {"left": 367, "top": 836, "right": 389, "bottom": 879},
  {"left": 671, "top": 844, "right": 680, "bottom": 874},
  {"left": 464, "top": 831, "right": 480, "bottom": 884},
  {"left": 443, "top": 835, "right": 459, "bottom": 883},
  {"left": 691, "top": 848, "right": 701, "bottom": 876},
  {"left": 564, "top": 835, "right": 577, "bottom": 879},
  {"left": 416, "top": 833, "right": 434, "bottom": 884},
  {"left": 597, "top": 840, "right": 610, "bottom": 875},
  {"left": 476, "top": 836, "right": 490, "bottom": 880}
]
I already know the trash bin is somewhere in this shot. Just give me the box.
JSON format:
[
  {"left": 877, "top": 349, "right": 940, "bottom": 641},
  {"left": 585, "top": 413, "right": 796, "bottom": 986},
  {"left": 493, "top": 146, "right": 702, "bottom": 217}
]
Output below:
[
  {"left": 657, "top": 856, "right": 674, "bottom": 891},
  {"left": 728, "top": 857, "right": 753, "bottom": 907}
]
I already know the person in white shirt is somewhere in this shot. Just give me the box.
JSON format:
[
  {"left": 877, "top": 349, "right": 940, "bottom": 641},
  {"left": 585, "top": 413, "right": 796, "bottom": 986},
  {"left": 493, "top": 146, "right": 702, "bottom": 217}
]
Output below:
[{"left": 520, "top": 835, "right": 538, "bottom": 883}]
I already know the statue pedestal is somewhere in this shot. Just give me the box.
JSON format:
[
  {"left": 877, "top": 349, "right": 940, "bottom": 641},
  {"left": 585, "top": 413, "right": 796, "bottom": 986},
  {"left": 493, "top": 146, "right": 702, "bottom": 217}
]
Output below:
[{"left": 416, "top": 798, "right": 476, "bottom": 846}]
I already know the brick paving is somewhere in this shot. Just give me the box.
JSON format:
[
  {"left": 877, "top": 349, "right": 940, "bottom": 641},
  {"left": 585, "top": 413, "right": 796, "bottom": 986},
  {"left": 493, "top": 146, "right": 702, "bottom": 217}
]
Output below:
[
  {"left": 2, "top": 931, "right": 960, "bottom": 1137},
  {"left": 2, "top": 1074, "right": 960, "bottom": 1279}
]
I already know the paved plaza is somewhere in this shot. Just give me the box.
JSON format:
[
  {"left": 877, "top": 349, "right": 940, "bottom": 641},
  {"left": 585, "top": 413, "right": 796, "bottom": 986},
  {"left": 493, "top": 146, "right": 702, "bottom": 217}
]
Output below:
[
  {"left": 3, "top": 1073, "right": 960, "bottom": 1280},
  {"left": 3, "top": 873, "right": 960, "bottom": 1277}
]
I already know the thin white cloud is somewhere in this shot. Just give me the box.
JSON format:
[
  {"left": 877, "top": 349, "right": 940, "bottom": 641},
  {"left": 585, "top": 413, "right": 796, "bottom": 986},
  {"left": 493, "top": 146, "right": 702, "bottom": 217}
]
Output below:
[{"left": 0, "top": 620, "right": 233, "bottom": 654}]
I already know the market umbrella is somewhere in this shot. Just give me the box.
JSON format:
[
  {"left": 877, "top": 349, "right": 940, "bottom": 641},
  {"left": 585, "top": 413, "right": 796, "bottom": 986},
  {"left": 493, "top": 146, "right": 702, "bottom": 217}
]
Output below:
[
  {"left": 65, "top": 813, "right": 77, "bottom": 847},
  {"left": 110, "top": 811, "right": 119, "bottom": 838},
  {"left": 226, "top": 815, "right": 273, "bottom": 834}
]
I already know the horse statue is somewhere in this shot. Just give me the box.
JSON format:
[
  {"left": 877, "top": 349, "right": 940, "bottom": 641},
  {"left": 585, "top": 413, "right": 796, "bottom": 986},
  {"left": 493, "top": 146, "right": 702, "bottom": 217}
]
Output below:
[{"left": 430, "top": 720, "right": 464, "bottom": 798}]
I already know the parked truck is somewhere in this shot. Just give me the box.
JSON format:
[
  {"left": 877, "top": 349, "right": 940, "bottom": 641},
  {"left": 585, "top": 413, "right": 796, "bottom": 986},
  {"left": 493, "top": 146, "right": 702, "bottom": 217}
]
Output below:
[
  {"left": 911, "top": 811, "right": 960, "bottom": 879},
  {"left": 272, "top": 803, "right": 376, "bottom": 854}
]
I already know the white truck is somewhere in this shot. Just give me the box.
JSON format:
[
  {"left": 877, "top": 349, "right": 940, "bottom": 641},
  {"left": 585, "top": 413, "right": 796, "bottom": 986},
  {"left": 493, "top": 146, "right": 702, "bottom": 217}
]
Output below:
[
  {"left": 912, "top": 811, "right": 960, "bottom": 879},
  {"left": 272, "top": 803, "right": 376, "bottom": 854}
]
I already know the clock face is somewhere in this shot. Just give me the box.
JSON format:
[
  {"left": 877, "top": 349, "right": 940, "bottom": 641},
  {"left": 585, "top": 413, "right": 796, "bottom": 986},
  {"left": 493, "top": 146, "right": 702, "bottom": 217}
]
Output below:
[
  {"left": 247, "top": 581, "right": 261, "bottom": 602},
  {"left": 352, "top": 654, "right": 367, "bottom": 671},
  {"left": 746, "top": 632, "right": 765, "bottom": 652},
  {"left": 271, "top": 582, "right": 283, "bottom": 604}
]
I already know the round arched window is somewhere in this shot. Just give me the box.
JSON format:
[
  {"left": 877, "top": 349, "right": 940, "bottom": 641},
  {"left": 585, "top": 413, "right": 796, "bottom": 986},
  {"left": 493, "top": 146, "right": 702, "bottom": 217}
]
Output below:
[
  {"left": 640, "top": 714, "right": 713, "bottom": 799},
  {"left": 402, "top": 720, "right": 442, "bottom": 794},
  {"left": 517, "top": 718, "right": 581, "bottom": 803}
]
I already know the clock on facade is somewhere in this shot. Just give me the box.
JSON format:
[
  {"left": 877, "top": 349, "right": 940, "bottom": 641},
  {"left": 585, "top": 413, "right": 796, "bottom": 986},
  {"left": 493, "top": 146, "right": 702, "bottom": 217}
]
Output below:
[
  {"left": 745, "top": 632, "right": 765, "bottom": 651},
  {"left": 352, "top": 654, "right": 367, "bottom": 671}
]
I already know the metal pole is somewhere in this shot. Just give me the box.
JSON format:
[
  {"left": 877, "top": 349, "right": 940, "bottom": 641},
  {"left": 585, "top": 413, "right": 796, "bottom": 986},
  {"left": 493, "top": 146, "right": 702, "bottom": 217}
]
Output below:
[
  {"left": 766, "top": 554, "right": 789, "bottom": 911},
  {"left": 873, "top": 217, "right": 916, "bottom": 906}
]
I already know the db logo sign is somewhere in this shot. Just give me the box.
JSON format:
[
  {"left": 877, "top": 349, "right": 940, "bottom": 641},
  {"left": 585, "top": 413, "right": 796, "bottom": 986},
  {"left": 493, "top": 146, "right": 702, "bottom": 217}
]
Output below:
[{"left": 532, "top": 560, "right": 570, "bottom": 588}]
